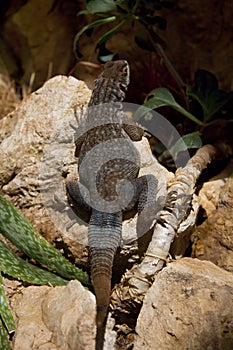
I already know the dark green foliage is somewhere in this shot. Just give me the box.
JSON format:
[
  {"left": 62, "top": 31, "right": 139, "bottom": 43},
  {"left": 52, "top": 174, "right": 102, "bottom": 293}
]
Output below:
[
  {"left": 187, "top": 69, "right": 233, "bottom": 123},
  {"left": 169, "top": 132, "right": 202, "bottom": 159},
  {"left": 136, "top": 71, "right": 232, "bottom": 162},
  {"left": 0, "top": 271, "right": 15, "bottom": 348},
  {"left": 135, "top": 87, "right": 204, "bottom": 126},
  {"left": 0, "top": 318, "right": 11, "bottom": 350},
  {"left": 0, "top": 196, "right": 90, "bottom": 287},
  {"left": 74, "top": 0, "right": 173, "bottom": 61},
  {"left": 0, "top": 240, "right": 68, "bottom": 286}
]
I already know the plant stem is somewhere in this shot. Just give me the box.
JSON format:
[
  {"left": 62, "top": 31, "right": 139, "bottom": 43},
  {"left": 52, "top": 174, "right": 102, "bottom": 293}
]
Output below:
[{"left": 154, "top": 43, "right": 185, "bottom": 90}]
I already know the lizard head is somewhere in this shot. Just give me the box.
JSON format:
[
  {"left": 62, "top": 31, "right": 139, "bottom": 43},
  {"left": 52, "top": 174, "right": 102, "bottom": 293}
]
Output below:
[
  {"left": 89, "top": 60, "right": 130, "bottom": 105},
  {"left": 103, "top": 60, "right": 130, "bottom": 94}
]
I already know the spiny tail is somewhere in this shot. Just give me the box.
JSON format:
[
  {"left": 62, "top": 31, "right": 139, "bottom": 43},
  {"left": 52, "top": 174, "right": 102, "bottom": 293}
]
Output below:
[{"left": 88, "top": 209, "right": 122, "bottom": 350}]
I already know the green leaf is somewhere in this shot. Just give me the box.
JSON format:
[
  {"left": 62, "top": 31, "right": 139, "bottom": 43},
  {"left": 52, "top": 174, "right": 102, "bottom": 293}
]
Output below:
[
  {"left": 98, "top": 52, "right": 116, "bottom": 63},
  {"left": 77, "top": 9, "right": 91, "bottom": 15},
  {"left": 135, "top": 88, "right": 204, "bottom": 125},
  {"left": 188, "top": 89, "right": 232, "bottom": 122},
  {"left": 0, "top": 271, "right": 15, "bottom": 333},
  {"left": 0, "top": 240, "right": 68, "bottom": 286},
  {"left": 73, "top": 16, "right": 117, "bottom": 58},
  {"left": 187, "top": 70, "right": 233, "bottom": 121},
  {"left": 98, "top": 44, "right": 117, "bottom": 63},
  {"left": 0, "top": 318, "right": 11, "bottom": 350},
  {"left": 85, "top": 0, "right": 126, "bottom": 14},
  {"left": 169, "top": 132, "right": 202, "bottom": 159},
  {"left": 194, "top": 69, "right": 218, "bottom": 94},
  {"left": 0, "top": 197, "right": 91, "bottom": 288},
  {"left": 97, "top": 19, "right": 127, "bottom": 47}
]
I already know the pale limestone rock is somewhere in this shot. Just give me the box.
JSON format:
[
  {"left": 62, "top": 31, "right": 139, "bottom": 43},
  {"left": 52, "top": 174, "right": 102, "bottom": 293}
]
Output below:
[
  {"left": 134, "top": 258, "right": 233, "bottom": 350},
  {"left": 192, "top": 174, "right": 233, "bottom": 272},
  {"left": 198, "top": 160, "right": 233, "bottom": 216},
  {"left": 12, "top": 280, "right": 96, "bottom": 350},
  {"left": 0, "top": 75, "right": 91, "bottom": 262}
]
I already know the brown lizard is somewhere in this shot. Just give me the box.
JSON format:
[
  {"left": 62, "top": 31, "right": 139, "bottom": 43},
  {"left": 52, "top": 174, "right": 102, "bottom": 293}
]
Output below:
[{"left": 66, "top": 60, "right": 160, "bottom": 349}]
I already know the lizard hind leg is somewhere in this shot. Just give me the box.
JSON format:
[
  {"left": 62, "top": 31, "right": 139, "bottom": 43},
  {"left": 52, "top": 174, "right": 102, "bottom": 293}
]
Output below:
[
  {"left": 66, "top": 180, "right": 91, "bottom": 223},
  {"left": 135, "top": 174, "right": 165, "bottom": 237}
]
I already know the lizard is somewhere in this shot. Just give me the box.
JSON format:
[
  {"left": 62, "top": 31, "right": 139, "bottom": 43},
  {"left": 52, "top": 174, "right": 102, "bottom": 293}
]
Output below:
[{"left": 66, "top": 60, "right": 161, "bottom": 350}]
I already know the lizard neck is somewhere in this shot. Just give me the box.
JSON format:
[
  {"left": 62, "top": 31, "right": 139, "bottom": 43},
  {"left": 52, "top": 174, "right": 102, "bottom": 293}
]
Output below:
[
  {"left": 88, "top": 60, "right": 130, "bottom": 106},
  {"left": 88, "top": 75, "right": 126, "bottom": 106}
]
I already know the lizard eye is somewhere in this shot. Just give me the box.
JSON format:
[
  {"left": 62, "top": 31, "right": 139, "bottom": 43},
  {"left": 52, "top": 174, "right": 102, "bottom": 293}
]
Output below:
[{"left": 121, "top": 65, "right": 128, "bottom": 76}]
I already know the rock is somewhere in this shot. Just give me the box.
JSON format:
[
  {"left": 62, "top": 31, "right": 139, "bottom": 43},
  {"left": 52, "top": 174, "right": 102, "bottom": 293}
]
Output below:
[
  {"left": 171, "top": 160, "right": 233, "bottom": 259},
  {"left": 0, "top": 75, "right": 91, "bottom": 263},
  {"left": 134, "top": 258, "right": 233, "bottom": 350},
  {"left": 163, "top": 0, "right": 233, "bottom": 90},
  {"left": 192, "top": 172, "right": 233, "bottom": 272},
  {"left": 198, "top": 160, "right": 233, "bottom": 216},
  {"left": 11, "top": 280, "right": 96, "bottom": 350}
]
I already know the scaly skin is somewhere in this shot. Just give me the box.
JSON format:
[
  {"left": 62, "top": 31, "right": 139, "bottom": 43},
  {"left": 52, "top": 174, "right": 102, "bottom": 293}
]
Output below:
[{"left": 66, "top": 60, "right": 159, "bottom": 349}]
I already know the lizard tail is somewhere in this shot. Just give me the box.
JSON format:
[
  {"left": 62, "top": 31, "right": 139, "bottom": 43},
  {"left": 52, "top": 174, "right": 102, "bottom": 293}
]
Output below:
[{"left": 88, "top": 209, "right": 122, "bottom": 350}]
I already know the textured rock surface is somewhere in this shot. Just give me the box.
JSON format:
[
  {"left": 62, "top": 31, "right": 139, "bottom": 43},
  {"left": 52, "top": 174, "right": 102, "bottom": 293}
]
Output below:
[
  {"left": 198, "top": 160, "right": 233, "bottom": 216},
  {"left": 11, "top": 280, "right": 96, "bottom": 350},
  {"left": 0, "top": 75, "right": 91, "bottom": 263},
  {"left": 192, "top": 171, "right": 233, "bottom": 272},
  {"left": 134, "top": 258, "right": 233, "bottom": 350}
]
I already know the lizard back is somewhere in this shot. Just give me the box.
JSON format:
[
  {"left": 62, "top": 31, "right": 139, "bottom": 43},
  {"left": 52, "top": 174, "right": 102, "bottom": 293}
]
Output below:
[{"left": 76, "top": 61, "right": 141, "bottom": 213}]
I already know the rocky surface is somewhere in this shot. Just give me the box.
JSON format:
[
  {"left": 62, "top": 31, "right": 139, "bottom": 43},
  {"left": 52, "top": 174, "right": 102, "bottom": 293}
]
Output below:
[
  {"left": 192, "top": 170, "right": 233, "bottom": 272},
  {"left": 11, "top": 280, "right": 96, "bottom": 350},
  {"left": 198, "top": 160, "right": 233, "bottom": 216},
  {"left": 0, "top": 75, "right": 91, "bottom": 263},
  {"left": 134, "top": 258, "right": 233, "bottom": 350}
]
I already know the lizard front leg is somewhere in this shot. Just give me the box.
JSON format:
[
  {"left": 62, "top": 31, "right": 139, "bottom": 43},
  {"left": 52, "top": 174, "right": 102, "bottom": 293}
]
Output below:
[{"left": 122, "top": 120, "right": 144, "bottom": 141}]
